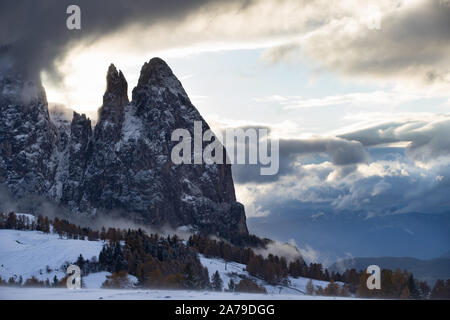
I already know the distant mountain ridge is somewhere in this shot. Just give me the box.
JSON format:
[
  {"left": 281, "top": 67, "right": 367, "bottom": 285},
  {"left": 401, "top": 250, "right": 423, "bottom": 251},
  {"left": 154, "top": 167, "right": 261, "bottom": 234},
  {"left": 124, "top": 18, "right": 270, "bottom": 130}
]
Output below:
[
  {"left": 329, "top": 256, "right": 450, "bottom": 285},
  {"left": 0, "top": 57, "right": 248, "bottom": 242}
]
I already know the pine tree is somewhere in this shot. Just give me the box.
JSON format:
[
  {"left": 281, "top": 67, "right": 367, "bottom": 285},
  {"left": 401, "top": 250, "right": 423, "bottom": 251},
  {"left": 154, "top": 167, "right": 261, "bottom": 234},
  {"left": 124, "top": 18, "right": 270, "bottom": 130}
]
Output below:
[
  {"left": 6, "top": 212, "right": 17, "bottom": 229},
  {"left": 392, "top": 269, "right": 406, "bottom": 297},
  {"left": 430, "top": 279, "right": 447, "bottom": 300},
  {"left": 417, "top": 280, "right": 431, "bottom": 299},
  {"left": 36, "top": 215, "right": 44, "bottom": 232},
  {"left": 381, "top": 269, "right": 394, "bottom": 298},
  {"left": 211, "top": 271, "right": 223, "bottom": 291},
  {"left": 100, "top": 227, "right": 106, "bottom": 241},
  {"left": 43, "top": 216, "right": 50, "bottom": 233},
  {"left": 407, "top": 274, "right": 420, "bottom": 299},
  {"left": 357, "top": 272, "right": 371, "bottom": 298},
  {"left": 52, "top": 275, "right": 59, "bottom": 287},
  {"left": 8, "top": 277, "right": 16, "bottom": 286},
  {"left": 228, "top": 279, "right": 235, "bottom": 292},
  {"left": 306, "top": 278, "right": 314, "bottom": 295},
  {"left": 76, "top": 254, "right": 85, "bottom": 269}
]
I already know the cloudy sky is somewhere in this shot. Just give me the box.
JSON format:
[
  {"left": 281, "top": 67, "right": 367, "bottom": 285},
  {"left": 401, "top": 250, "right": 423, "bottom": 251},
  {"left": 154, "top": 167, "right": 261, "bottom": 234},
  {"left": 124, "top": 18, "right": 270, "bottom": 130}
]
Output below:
[{"left": 2, "top": 0, "right": 449, "bottom": 262}]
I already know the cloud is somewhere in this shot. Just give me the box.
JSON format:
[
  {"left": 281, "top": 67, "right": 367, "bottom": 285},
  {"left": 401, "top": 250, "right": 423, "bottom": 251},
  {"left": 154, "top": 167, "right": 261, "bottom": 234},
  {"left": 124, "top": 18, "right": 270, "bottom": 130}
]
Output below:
[
  {"left": 339, "top": 116, "right": 450, "bottom": 164},
  {"left": 253, "top": 239, "right": 302, "bottom": 263},
  {"left": 262, "top": 0, "right": 450, "bottom": 90},
  {"left": 212, "top": 114, "right": 450, "bottom": 219},
  {"left": 3, "top": 0, "right": 449, "bottom": 91},
  {"left": 0, "top": 0, "right": 240, "bottom": 79},
  {"left": 245, "top": 203, "right": 271, "bottom": 218},
  {"left": 297, "top": 244, "right": 321, "bottom": 263},
  {"left": 256, "top": 90, "right": 435, "bottom": 110},
  {"left": 234, "top": 133, "right": 450, "bottom": 219},
  {"left": 232, "top": 134, "right": 367, "bottom": 184},
  {"left": 259, "top": 159, "right": 448, "bottom": 216}
]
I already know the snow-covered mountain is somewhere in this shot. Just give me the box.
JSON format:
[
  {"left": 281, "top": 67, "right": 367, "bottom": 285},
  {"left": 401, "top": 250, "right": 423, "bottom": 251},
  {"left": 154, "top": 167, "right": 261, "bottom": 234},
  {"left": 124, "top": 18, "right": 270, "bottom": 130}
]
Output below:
[{"left": 0, "top": 58, "right": 248, "bottom": 242}]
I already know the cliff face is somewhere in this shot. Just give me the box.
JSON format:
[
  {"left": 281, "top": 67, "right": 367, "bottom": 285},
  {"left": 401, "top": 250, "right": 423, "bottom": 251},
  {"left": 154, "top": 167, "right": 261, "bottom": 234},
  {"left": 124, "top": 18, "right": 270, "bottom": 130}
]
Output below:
[
  {"left": 0, "top": 58, "right": 248, "bottom": 241},
  {"left": 0, "top": 71, "right": 58, "bottom": 196}
]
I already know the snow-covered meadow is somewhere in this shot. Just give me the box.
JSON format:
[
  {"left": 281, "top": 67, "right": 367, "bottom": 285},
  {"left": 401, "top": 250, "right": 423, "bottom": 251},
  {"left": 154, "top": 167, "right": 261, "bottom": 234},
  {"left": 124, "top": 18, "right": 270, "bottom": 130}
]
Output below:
[
  {"left": 0, "top": 219, "right": 355, "bottom": 300},
  {"left": 0, "top": 287, "right": 356, "bottom": 300},
  {"left": 0, "top": 228, "right": 104, "bottom": 283}
]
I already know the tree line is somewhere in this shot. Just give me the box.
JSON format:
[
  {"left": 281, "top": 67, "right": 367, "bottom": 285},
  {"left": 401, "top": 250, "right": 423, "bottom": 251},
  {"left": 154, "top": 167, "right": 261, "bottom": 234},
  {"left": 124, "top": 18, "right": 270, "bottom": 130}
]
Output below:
[{"left": 185, "top": 233, "right": 450, "bottom": 299}]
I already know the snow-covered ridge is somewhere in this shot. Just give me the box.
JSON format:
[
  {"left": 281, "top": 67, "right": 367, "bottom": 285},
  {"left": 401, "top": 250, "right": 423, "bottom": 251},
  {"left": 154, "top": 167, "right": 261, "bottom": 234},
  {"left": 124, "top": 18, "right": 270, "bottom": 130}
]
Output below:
[{"left": 199, "top": 255, "right": 333, "bottom": 296}]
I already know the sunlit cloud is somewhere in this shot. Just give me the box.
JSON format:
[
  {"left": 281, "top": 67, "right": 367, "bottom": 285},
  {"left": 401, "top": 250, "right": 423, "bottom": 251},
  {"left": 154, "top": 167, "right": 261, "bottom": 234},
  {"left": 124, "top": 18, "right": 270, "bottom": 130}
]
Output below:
[{"left": 256, "top": 90, "right": 438, "bottom": 110}]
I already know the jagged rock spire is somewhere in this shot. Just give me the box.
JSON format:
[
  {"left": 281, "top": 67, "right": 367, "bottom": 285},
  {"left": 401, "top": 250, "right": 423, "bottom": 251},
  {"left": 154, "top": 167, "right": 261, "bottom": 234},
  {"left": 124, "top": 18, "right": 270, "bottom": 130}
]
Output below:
[
  {"left": 71, "top": 111, "right": 92, "bottom": 147},
  {"left": 99, "top": 64, "right": 128, "bottom": 122},
  {"left": 95, "top": 64, "right": 128, "bottom": 142}
]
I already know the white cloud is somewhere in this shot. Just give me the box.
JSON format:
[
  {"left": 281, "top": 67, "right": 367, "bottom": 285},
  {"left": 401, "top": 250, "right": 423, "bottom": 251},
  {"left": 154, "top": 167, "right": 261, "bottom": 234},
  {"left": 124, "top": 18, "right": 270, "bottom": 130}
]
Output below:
[
  {"left": 256, "top": 90, "right": 427, "bottom": 110},
  {"left": 253, "top": 239, "right": 302, "bottom": 263},
  {"left": 298, "top": 244, "right": 321, "bottom": 263}
]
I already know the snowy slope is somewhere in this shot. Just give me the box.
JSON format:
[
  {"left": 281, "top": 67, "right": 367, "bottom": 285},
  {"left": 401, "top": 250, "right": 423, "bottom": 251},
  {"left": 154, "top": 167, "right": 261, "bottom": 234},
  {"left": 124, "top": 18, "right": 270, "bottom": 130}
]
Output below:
[
  {"left": 0, "top": 229, "right": 104, "bottom": 283},
  {"left": 199, "top": 255, "right": 334, "bottom": 295}
]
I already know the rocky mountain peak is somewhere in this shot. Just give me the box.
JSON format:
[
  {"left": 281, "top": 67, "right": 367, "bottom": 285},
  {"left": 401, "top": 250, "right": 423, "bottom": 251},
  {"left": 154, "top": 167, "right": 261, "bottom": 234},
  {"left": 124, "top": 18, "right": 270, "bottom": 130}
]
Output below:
[
  {"left": 100, "top": 64, "right": 128, "bottom": 120},
  {"left": 132, "top": 57, "right": 188, "bottom": 106},
  {"left": 105, "top": 64, "right": 128, "bottom": 98},
  {"left": 95, "top": 64, "right": 128, "bottom": 142},
  {"left": 0, "top": 57, "right": 249, "bottom": 243}
]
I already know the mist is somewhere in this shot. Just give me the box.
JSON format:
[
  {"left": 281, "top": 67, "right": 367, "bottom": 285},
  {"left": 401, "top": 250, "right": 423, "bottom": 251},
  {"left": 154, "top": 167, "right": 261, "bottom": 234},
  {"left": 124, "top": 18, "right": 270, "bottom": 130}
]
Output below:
[{"left": 0, "top": 185, "right": 194, "bottom": 240}]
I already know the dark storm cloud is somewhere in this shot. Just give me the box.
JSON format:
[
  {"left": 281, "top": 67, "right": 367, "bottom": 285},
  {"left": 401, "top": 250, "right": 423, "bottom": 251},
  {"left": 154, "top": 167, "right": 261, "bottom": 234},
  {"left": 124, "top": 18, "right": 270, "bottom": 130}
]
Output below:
[
  {"left": 264, "top": 0, "right": 450, "bottom": 86},
  {"left": 0, "top": 0, "right": 241, "bottom": 79},
  {"left": 336, "top": 0, "right": 450, "bottom": 80}
]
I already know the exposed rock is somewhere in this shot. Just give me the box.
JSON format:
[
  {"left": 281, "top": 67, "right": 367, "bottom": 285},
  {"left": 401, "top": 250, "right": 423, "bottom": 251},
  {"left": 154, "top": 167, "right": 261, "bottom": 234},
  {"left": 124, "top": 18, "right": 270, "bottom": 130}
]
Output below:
[
  {"left": 0, "top": 58, "right": 249, "bottom": 242},
  {"left": 0, "top": 72, "right": 57, "bottom": 195}
]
